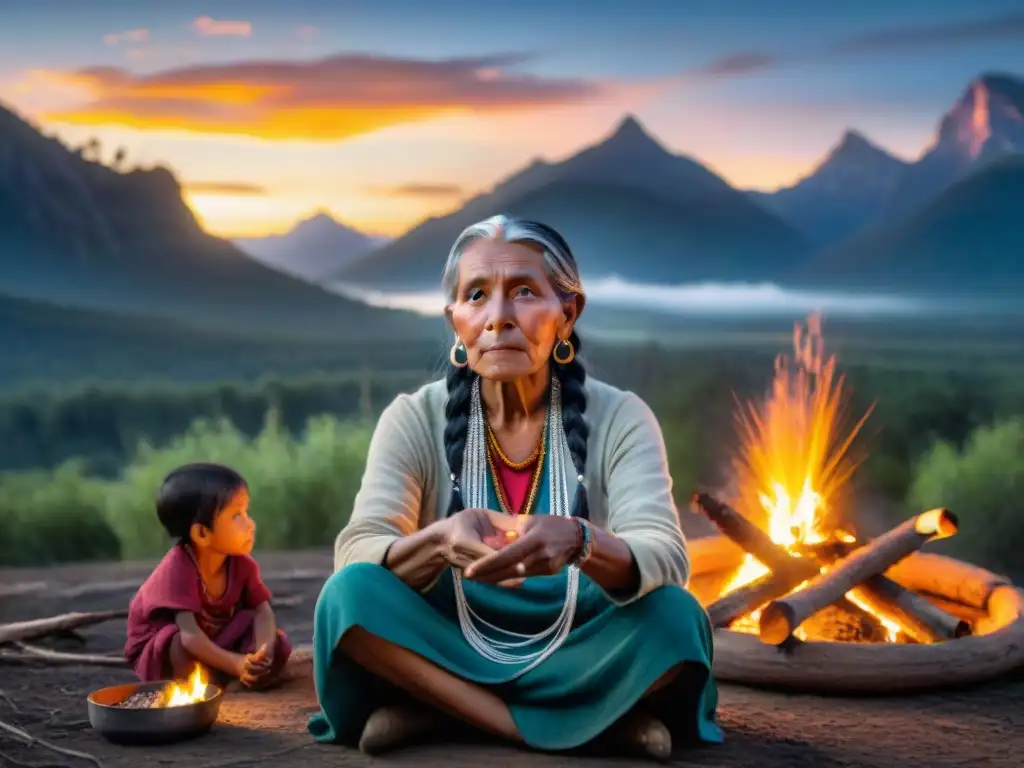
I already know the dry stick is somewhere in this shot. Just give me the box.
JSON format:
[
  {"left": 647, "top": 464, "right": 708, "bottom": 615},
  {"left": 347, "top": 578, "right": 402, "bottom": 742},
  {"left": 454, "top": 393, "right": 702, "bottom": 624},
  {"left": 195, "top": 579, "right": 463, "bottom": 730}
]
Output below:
[
  {"left": 0, "top": 610, "right": 128, "bottom": 646},
  {"left": 1, "top": 644, "right": 127, "bottom": 667},
  {"left": 0, "top": 719, "right": 103, "bottom": 767},
  {"left": 759, "top": 508, "right": 960, "bottom": 645}
]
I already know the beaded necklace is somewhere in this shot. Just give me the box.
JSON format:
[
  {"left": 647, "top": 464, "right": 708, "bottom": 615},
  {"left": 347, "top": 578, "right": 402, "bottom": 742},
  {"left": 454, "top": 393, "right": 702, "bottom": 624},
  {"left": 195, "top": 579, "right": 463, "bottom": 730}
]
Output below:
[
  {"left": 485, "top": 419, "right": 547, "bottom": 516},
  {"left": 451, "top": 376, "right": 579, "bottom": 678}
]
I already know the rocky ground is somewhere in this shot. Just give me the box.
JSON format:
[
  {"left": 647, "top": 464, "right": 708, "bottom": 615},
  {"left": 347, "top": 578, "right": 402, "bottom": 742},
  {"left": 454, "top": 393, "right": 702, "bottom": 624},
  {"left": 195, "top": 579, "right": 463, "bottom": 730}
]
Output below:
[{"left": 1, "top": 550, "right": 1022, "bottom": 768}]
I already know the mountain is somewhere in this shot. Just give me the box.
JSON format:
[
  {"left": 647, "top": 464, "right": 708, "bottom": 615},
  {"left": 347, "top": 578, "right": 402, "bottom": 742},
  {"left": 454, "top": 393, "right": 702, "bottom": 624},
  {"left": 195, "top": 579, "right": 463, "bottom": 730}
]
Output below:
[
  {"left": 234, "top": 212, "right": 388, "bottom": 282},
  {"left": 750, "top": 130, "right": 909, "bottom": 247},
  {"left": 881, "top": 73, "right": 1024, "bottom": 221},
  {"left": 0, "top": 102, "right": 429, "bottom": 342},
  {"left": 803, "top": 154, "right": 1024, "bottom": 295},
  {"left": 332, "top": 116, "right": 809, "bottom": 291}
]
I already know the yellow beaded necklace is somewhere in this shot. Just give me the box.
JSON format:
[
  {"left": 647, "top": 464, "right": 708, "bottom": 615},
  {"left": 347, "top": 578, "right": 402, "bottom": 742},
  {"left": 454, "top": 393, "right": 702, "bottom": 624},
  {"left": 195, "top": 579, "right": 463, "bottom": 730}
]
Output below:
[{"left": 486, "top": 421, "right": 547, "bottom": 516}]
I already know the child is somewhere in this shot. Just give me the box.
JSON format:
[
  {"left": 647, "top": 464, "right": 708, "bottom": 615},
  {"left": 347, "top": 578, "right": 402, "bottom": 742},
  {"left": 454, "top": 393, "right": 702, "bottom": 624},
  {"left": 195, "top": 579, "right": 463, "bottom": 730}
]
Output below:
[{"left": 125, "top": 462, "right": 292, "bottom": 688}]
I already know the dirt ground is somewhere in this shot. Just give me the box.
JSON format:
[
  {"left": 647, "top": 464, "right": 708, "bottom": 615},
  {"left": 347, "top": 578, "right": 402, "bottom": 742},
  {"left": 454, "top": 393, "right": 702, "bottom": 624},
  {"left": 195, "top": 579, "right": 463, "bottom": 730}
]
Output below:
[{"left": 1, "top": 550, "right": 1022, "bottom": 768}]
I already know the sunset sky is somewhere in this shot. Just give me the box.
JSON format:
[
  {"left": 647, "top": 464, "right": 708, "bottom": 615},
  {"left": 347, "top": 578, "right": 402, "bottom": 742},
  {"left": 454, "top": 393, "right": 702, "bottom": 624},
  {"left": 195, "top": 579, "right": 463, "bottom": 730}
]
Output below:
[{"left": 2, "top": 0, "right": 1023, "bottom": 238}]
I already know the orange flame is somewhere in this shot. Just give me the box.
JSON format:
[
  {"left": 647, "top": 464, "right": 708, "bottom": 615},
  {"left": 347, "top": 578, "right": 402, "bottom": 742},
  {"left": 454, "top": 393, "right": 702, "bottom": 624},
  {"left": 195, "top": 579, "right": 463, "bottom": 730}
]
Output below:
[
  {"left": 718, "top": 314, "right": 901, "bottom": 641},
  {"left": 162, "top": 664, "right": 209, "bottom": 707}
]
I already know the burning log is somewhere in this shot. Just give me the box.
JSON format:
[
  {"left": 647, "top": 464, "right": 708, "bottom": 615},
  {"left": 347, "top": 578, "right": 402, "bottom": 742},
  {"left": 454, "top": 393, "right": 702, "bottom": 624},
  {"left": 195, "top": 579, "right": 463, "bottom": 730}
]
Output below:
[
  {"left": 707, "top": 570, "right": 807, "bottom": 629},
  {"left": 691, "top": 493, "right": 818, "bottom": 578},
  {"left": 886, "top": 552, "right": 1011, "bottom": 611},
  {"left": 688, "top": 535, "right": 746, "bottom": 578},
  {"left": 853, "top": 576, "right": 970, "bottom": 643},
  {"left": 759, "top": 508, "right": 959, "bottom": 645}
]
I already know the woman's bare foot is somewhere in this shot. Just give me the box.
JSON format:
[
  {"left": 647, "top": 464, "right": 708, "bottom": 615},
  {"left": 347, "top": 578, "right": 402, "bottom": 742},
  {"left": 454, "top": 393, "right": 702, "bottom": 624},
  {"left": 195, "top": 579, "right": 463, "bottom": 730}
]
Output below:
[
  {"left": 604, "top": 710, "right": 672, "bottom": 761},
  {"left": 358, "top": 705, "right": 447, "bottom": 755}
]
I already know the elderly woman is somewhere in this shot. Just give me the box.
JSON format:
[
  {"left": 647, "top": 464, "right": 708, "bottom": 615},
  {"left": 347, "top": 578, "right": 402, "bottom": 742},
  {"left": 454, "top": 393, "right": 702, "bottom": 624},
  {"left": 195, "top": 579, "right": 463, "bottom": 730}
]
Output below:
[{"left": 308, "top": 215, "right": 722, "bottom": 759}]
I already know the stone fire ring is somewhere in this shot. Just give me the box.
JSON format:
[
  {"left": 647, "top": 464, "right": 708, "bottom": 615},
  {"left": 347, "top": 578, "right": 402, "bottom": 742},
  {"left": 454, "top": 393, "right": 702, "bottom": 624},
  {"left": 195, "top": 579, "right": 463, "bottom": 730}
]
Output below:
[{"left": 690, "top": 536, "right": 1024, "bottom": 694}]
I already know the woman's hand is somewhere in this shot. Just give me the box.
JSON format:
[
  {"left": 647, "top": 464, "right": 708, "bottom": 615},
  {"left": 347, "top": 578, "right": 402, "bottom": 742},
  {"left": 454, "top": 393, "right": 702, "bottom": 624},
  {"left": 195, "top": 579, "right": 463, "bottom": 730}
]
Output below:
[
  {"left": 463, "top": 516, "right": 581, "bottom": 584},
  {"left": 440, "top": 508, "right": 519, "bottom": 570}
]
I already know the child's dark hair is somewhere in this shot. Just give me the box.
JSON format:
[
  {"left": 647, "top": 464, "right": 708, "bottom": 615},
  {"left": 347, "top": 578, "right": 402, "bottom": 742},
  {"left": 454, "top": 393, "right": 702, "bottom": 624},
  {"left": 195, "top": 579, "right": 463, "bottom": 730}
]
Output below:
[{"left": 157, "top": 462, "right": 248, "bottom": 541}]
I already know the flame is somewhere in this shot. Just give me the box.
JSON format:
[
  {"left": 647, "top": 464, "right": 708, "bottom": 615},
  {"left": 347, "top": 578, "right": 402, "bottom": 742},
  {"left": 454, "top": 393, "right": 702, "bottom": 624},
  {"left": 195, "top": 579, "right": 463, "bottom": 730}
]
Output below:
[
  {"left": 718, "top": 314, "right": 902, "bottom": 642},
  {"left": 162, "top": 664, "right": 209, "bottom": 707}
]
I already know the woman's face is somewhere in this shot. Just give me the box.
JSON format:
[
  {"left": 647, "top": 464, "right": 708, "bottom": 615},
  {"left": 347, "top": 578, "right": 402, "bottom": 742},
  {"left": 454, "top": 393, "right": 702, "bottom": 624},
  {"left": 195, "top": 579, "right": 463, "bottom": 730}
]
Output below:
[{"left": 447, "top": 238, "right": 580, "bottom": 382}]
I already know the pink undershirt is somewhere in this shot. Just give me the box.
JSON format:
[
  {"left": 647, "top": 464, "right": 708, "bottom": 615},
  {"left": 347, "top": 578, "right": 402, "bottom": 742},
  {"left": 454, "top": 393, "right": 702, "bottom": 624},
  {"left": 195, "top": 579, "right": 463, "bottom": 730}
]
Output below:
[{"left": 491, "top": 452, "right": 535, "bottom": 515}]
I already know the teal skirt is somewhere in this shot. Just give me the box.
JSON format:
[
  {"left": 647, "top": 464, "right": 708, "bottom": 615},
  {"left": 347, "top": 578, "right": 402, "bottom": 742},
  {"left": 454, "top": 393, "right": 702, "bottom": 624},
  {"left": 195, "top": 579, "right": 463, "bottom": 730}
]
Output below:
[{"left": 307, "top": 562, "right": 723, "bottom": 751}]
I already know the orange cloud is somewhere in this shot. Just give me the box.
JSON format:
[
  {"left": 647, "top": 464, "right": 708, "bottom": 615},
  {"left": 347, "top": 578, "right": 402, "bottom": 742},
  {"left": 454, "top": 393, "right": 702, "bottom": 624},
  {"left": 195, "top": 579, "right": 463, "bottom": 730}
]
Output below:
[
  {"left": 38, "top": 54, "right": 607, "bottom": 142},
  {"left": 193, "top": 16, "right": 252, "bottom": 38},
  {"left": 366, "top": 182, "right": 464, "bottom": 198},
  {"left": 103, "top": 28, "right": 150, "bottom": 46},
  {"left": 184, "top": 181, "right": 266, "bottom": 195}
]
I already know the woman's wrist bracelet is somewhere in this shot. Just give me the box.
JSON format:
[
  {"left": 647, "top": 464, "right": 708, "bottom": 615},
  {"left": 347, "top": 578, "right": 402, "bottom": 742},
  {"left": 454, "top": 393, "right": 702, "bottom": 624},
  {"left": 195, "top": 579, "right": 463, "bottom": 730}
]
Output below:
[{"left": 570, "top": 518, "right": 593, "bottom": 567}]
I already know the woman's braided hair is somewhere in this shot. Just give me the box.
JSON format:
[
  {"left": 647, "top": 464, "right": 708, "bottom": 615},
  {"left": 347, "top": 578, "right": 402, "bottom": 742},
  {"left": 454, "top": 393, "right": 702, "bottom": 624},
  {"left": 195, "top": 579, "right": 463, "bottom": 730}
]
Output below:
[{"left": 440, "top": 215, "right": 590, "bottom": 520}]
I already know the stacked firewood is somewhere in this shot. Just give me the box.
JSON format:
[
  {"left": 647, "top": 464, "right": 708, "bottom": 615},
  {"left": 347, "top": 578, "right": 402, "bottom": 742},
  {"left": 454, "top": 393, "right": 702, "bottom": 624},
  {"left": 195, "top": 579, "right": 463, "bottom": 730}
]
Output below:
[{"left": 691, "top": 493, "right": 971, "bottom": 645}]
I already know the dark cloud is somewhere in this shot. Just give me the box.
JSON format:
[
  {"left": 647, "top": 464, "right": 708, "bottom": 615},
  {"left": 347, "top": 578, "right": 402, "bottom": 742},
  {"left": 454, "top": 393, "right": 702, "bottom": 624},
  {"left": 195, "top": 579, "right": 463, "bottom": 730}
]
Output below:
[{"left": 682, "top": 12, "right": 1024, "bottom": 81}]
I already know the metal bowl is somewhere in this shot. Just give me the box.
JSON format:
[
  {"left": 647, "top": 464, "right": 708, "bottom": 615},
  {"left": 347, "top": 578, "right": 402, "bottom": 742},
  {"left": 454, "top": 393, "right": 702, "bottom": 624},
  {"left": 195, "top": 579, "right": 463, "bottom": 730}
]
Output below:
[{"left": 87, "top": 680, "right": 223, "bottom": 745}]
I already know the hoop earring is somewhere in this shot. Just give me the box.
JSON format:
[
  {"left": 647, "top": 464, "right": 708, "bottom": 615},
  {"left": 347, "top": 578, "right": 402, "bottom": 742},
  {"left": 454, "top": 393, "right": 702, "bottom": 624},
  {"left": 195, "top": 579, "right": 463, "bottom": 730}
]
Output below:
[
  {"left": 553, "top": 338, "right": 575, "bottom": 365},
  {"left": 449, "top": 339, "right": 469, "bottom": 368}
]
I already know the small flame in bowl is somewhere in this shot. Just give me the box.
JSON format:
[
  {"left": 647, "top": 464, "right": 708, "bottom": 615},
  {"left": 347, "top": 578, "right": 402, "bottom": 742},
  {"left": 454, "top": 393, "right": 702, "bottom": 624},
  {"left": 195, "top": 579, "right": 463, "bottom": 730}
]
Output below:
[{"left": 163, "top": 664, "right": 209, "bottom": 707}]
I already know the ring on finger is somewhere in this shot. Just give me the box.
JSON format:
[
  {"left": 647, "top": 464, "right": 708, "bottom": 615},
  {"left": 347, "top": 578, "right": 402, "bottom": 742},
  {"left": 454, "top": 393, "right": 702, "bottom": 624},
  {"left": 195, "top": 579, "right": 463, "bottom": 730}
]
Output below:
[{"left": 515, "top": 561, "right": 526, "bottom": 576}]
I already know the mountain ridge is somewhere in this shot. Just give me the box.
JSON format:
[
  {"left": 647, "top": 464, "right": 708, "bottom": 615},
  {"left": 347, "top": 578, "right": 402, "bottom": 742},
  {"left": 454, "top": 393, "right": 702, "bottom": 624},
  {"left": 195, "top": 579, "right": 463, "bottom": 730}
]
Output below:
[
  {"left": 0, "top": 100, "right": 430, "bottom": 341},
  {"left": 803, "top": 153, "right": 1024, "bottom": 294},
  {"left": 880, "top": 72, "right": 1024, "bottom": 220},
  {"left": 333, "top": 114, "right": 809, "bottom": 290},
  {"left": 234, "top": 211, "right": 388, "bottom": 282}
]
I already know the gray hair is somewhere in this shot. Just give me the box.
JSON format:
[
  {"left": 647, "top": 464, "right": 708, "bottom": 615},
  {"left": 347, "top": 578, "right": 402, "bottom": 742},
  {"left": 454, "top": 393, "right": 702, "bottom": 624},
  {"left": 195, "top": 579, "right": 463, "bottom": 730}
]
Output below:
[{"left": 441, "top": 214, "right": 586, "bottom": 305}]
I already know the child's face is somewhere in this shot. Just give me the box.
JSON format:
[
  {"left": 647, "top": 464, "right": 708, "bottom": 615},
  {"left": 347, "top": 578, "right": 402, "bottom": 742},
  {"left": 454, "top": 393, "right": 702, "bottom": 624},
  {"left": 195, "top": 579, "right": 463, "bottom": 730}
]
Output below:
[{"left": 195, "top": 488, "right": 256, "bottom": 557}]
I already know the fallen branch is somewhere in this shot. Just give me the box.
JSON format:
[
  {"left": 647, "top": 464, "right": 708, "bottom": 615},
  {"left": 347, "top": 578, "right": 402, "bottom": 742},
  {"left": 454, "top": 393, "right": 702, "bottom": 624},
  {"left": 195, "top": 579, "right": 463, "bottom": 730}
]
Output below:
[
  {"left": 0, "top": 610, "right": 128, "bottom": 646},
  {"left": 0, "top": 719, "right": 103, "bottom": 767},
  {"left": 1, "top": 644, "right": 127, "bottom": 667}
]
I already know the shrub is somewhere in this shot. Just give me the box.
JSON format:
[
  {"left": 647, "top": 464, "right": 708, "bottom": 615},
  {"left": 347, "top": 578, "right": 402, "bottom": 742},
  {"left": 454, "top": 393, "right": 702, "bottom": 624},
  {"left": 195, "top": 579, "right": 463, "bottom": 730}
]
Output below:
[
  {"left": 0, "top": 411, "right": 373, "bottom": 565},
  {"left": 102, "top": 411, "right": 373, "bottom": 560},
  {"left": 0, "top": 462, "right": 120, "bottom": 566},
  {"left": 907, "top": 416, "right": 1024, "bottom": 572}
]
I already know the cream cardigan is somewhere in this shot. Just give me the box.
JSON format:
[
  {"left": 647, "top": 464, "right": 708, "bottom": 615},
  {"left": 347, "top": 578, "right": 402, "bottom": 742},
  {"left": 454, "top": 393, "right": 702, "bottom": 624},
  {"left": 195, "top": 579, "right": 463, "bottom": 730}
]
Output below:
[{"left": 333, "top": 377, "right": 690, "bottom": 605}]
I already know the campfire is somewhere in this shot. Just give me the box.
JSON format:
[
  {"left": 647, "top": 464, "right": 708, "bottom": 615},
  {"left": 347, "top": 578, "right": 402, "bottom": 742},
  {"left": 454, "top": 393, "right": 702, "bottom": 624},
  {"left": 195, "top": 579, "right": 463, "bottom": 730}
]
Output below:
[
  {"left": 682, "top": 314, "right": 1024, "bottom": 693},
  {"left": 116, "top": 664, "right": 210, "bottom": 709},
  {"left": 692, "top": 315, "right": 967, "bottom": 646}
]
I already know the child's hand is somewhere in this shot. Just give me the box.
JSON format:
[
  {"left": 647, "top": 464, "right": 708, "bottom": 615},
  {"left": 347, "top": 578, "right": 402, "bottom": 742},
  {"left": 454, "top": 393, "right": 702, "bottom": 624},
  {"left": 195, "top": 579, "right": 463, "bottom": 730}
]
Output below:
[{"left": 240, "top": 643, "right": 273, "bottom": 687}]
